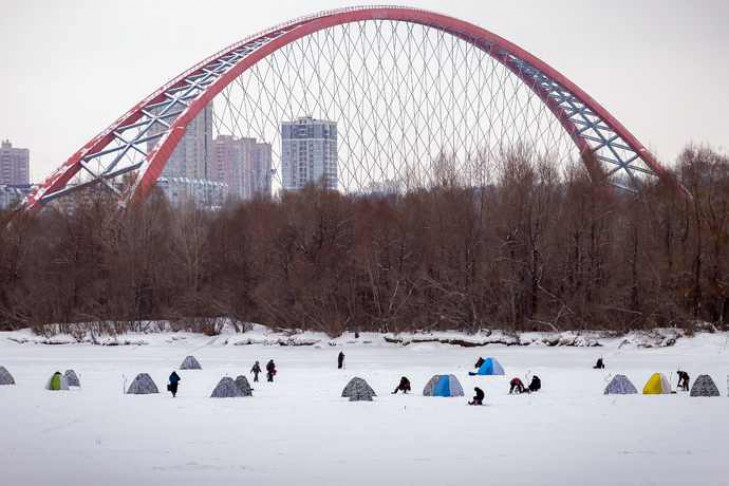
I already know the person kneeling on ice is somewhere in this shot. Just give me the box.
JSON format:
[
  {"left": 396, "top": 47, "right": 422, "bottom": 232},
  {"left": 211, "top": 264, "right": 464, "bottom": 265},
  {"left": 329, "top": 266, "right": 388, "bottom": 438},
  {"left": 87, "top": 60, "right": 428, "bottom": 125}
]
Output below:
[
  {"left": 468, "top": 387, "right": 485, "bottom": 405},
  {"left": 528, "top": 375, "right": 541, "bottom": 392},
  {"left": 392, "top": 376, "right": 412, "bottom": 394},
  {"left": 266, "top": 359, "right": 277, "bottom": 382},
  {"left": 593, "top": 358, "right": 605, "bottom": 369},
  {"left": 168, "top": 371, "right": 181, "bottom": 398},
  {"left": 677, "top": 370, "right": 690, "bottom": 391},
  {"left": 509, "top": 377, "right": 527, "bottom": 394}
]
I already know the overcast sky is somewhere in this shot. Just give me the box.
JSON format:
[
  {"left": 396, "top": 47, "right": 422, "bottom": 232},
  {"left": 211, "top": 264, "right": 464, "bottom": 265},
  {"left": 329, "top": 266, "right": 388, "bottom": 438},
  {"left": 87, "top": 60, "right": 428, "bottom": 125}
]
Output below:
[{"left": 1, "top": 0, "right": 727, "bottom": 182}]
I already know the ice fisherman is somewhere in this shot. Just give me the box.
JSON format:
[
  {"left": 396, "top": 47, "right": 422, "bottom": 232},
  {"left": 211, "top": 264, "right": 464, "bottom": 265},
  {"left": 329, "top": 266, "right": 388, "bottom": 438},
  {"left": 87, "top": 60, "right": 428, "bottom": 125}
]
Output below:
[
  {"left": 468, "top": 387, "right": 485, "bottom": 406},
  {"left": 392, "top": 376, "right": 412, "bottom": 394},
  {"left": 266, "top": 359, "right": 277, "bottom": 382},
  {"left": 509, "top": 377, "right": 527, "bottom": 394},
  {"left": 168, "top": 371, "right": 181, "bottom": 398},
  {"left": 338, "top": 351, "right": 345, "bottom": 369},
  {"left": 251, "top": 361, "right": 262, "bottom": 382},
  {"left": 528, "top": 375, "right": 541, "bottom": 392},
  {"left": 593, "top": 358, "right": 605, "bottom": 369},
  {"left": 677, "top": 370, "right": 690, "bottom": 391}
]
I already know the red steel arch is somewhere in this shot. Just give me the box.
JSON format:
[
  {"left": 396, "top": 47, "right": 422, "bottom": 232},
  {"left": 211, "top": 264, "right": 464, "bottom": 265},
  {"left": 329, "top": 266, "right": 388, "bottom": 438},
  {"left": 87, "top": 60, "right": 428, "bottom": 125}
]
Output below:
[{"left": 24, "top": 6, "right": 678, "bottom": 211}]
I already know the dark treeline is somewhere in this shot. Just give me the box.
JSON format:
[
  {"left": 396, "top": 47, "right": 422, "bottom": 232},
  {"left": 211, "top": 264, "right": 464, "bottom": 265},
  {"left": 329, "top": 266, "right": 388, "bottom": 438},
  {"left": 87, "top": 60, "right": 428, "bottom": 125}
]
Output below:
[{"left": 1, "top": 146, "right": 728, "bottom": 335}]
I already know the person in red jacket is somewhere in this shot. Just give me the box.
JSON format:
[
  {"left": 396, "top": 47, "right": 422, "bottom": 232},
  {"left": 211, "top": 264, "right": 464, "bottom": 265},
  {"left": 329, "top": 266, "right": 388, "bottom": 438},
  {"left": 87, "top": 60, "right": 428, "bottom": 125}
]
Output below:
[
  {"left": 266, "top": 359, "right": 277, "bottom": 382},
  {"left": 509, "top": 377, "right": 526, "bottom": 394}
]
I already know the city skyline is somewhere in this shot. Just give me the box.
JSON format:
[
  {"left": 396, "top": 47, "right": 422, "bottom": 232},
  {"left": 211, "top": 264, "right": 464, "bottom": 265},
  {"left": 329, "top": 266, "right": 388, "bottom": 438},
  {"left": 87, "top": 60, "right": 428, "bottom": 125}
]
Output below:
[{"left": 1, "top": 1, "right": 727, "bottom": 183}]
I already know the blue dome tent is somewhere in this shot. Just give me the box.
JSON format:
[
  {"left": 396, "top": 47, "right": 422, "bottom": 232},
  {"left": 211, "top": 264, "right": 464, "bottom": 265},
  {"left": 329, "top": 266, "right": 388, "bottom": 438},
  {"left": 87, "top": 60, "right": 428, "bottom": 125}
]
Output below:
[
  {"left": 423, "top": 374, "right": 464, "bottom": 397},
  {"left": 469, "top": 357, "right": 505, "bottom": 376}
]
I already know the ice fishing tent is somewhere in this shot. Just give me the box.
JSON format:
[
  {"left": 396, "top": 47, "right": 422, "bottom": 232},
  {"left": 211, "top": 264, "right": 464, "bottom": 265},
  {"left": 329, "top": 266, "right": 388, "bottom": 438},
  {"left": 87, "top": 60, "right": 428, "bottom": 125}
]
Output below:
[
  {"left": 604, "top": 374, "right": 637, "bottom": 395},
  {"left": 46, "top": 371, "right": 70, "bottom": 391},
  {"left": 0, "top": 366, "right": 15, "bottom": 385},
  {"left": 690, "top": 374, "right": 720, "bottom": 397},
  {"left": 180, "top": 355, "right": 202, "bottom": 370},
  {"left": 642, "top": 373, "right": 671, "bottom": 395},
  {"left": 211, "top": 377, "right": 244, "bottom": 398},
  {"left": 127, "top": 373, "right": 159, "bottom": 394},
  {"left": 470, "top": 357, "right": 505, "bottom": 376},
  {"left": 64, "top": 369, "right": 81, "bottom": 388},
  {"left": 423, "top": 374, "right": 464, "bottom": 397},
  {"left": 234, "top": 375, "right": 253, "bottom": 397},
  {"left": 341, "top": 377, "right": 376, "bottom": 401}
]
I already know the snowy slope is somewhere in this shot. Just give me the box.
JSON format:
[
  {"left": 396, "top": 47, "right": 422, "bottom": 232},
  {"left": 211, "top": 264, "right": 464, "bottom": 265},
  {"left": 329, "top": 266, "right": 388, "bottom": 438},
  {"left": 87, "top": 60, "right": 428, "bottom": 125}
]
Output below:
[{"left": 0, "top": 329, "right": 728, "bottom": 485}]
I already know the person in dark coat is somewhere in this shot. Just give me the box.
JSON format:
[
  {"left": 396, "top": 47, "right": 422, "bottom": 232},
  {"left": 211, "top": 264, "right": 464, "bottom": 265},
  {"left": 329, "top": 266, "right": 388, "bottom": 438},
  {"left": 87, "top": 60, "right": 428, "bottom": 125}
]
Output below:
[
  {"left": 509, "top": 377, "right": 526, "bottom": 394},
  {"left": 528, "top": 375, "right": 541, "bottom": 392},
  {"left": 266, "top": 359, "right": 277, "bottom": 382},
  {"left": 474, "top": 357, "right": 485, "bottom": 369},
  {"left": 168, "top": 371, "right": 181, "bottom": 398},
  {"left": 392, "top": 376, "right": 412, "bottom": 394},
  {"left": 337, "top": 351, "right": 345, "bottom": 370},
  {"left": 677, "top": 370, "right": 690, "bottom": 391},
  {"left": 250, "top": 361, "right": 262, "bottom": 382},
  {"left": 593, "top": 358, "right": 605, "bottom": 369},
  {"left": 469, "top": 387, "right": 485, "bottom": 406}
]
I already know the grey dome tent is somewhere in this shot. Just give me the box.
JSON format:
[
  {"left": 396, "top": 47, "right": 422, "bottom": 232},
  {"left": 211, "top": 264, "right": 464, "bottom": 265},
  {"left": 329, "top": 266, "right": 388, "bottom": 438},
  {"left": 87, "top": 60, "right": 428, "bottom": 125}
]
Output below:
[
  {"left": 341, "top": 377, "right": 376, "bottom": 401},
  {"left": 127, "top": 373, "right": 159, "bottom": 394},
  {"left": 690, "top": 374, "right": 720, "bottom": 397},
  {"left": 0, "top": 366, "right": 15, "bottom": 385},
  {"left": 64, "top": 369, "right": 81, "bottom": 388},
  {"left": 180, "top": 355, "right": 202, "bottom": 370},
  {"left": 604, "top": 374, "right": 638, "bottom": 395},
  {"left": 423, "top": 374, "right": 464, "bottom": 397},
  {"left": 211, "top": 377, "right": 244, "bottom": 398},
  {"left": 234, "top": 375, "right": 253, "bottom": 396}
]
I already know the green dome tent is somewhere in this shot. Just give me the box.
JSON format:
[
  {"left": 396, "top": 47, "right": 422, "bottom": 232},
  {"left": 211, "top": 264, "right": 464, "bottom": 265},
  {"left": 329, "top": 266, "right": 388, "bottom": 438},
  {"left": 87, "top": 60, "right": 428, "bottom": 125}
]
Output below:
[{"left": 46, "top": 371, "right": 70, "bottom": 391}]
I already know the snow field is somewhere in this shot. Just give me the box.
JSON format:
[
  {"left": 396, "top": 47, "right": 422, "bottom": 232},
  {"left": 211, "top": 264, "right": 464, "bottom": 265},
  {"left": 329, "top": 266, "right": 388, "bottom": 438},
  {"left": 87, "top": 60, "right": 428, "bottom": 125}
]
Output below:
[{"left": 1, "top": 331, "right": 728, "bottom": 485}]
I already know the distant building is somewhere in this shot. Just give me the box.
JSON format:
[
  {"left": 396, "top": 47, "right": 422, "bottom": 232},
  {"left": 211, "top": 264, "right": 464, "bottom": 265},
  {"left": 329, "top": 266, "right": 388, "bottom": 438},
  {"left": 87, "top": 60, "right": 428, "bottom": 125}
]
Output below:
[
  {"left": 0, "top": 184, "right": 33, "bottom": 210},
  {"left": 213, "top": 135, "right": 244, "bottom": 199},
  {"left": 0, "top": 140, "right": 30, "bottom": 186},
  {"left": 155, "top": 177, "right": 227, "bottom": 208},
  {"left": 281, "top": 116, "right": 338, "bottom": 190},
  {"left": 245, "top": 138, "right": 273, "bottom": 199},
  {"left": 147, "top": 105, "right": 214, "bottom": 181},
  {"left": 213, "top": 135, "right": 272, "bottom": 200}
]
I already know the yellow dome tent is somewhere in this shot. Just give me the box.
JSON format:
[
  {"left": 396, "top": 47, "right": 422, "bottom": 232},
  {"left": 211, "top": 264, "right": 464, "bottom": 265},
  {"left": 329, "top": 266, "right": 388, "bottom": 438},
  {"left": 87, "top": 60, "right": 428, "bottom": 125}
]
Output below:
[{"left": 643, "top": 373, "right": 672, "bottom": 394}]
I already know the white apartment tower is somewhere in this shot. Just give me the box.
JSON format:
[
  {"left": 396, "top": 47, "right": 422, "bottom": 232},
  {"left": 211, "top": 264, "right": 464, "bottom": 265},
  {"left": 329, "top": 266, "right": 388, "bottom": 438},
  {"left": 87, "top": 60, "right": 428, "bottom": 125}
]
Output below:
[{"left": 281, "top": 116, "right": 338, "bottom": 190}]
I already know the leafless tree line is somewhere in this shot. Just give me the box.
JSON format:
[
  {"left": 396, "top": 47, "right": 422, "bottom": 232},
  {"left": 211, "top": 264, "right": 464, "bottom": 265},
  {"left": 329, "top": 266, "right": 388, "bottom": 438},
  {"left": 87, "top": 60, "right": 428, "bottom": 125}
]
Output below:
[{"left": 1, "top": 146, "right": 727, "bottom": 335}]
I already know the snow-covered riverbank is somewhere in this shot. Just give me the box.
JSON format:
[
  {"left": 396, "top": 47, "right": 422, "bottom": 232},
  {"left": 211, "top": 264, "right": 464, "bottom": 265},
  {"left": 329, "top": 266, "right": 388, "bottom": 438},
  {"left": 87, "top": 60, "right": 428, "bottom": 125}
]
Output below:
[{"left": 1, "top": 327, "right": 727, "bottom": 485}]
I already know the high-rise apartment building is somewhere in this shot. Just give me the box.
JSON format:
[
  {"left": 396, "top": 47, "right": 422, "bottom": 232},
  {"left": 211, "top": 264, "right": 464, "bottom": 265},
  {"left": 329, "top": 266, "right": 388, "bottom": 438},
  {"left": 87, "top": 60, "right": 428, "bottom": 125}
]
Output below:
[
  {"left": 213, "top": 135, "right": 272, "bottom": 200},
  {"left": 281, "top": 116, "right": 337, "bottom": 191},
  {"left": 0, "top": 140, "right": 30, "bottom": 186},
  {"left": 148, "top": 105, "right": 214, "bottom": 180}
]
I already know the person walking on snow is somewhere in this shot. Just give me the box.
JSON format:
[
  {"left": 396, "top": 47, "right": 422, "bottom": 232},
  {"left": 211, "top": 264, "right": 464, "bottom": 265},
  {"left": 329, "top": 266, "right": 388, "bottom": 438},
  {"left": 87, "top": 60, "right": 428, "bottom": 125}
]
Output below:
[
  {"left": 469, "top": 387, "right": 485, "bottom": 406},
  {"left": 338, "top": 351, "right": 345, "bottom": 369},
  {"left": 168, "top": 371, "right": 181, "bottom": 398},
  {"left": 266, "top": 359, "right": 277, "bottom": 382},
  {"left": 251, "top": 361, "right": 262, "bottom": 382}
]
